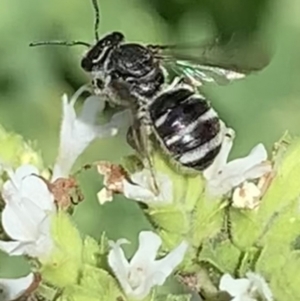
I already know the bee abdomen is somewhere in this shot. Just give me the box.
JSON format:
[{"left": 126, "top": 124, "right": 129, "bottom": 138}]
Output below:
[{"left": 150, "top": 88, "right": 223, "bottom": 171}]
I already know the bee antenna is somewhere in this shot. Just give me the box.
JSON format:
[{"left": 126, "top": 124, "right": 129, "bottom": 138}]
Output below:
[
  {"left": 29, "top": 40, "right": 91, "bottom": 48},
  {"left": 91, "top": 0, "right": 100, "bottom": 41}
]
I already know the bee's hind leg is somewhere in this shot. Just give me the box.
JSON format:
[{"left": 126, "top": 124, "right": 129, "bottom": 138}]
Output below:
[{"left": 126, "top": 122, "right": 160, "bottom": 196}]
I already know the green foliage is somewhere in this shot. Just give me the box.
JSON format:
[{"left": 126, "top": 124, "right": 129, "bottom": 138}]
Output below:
[
  {"left": 137, "top": 135, "right": 300, "bottom": 300},
  {"left": 229, "top": 209, "right": 261, "bottom": 249},
  {"left": 0, "top": 125, "right": 44, "bottom": 171},
  {"left": 76, "top": 265, "right": 122, "bottom": 301},
  {"left": 159, "top": 294, "right": 191, "bottom": 301},
  {"left": 41, "top": 211, "right": 83, "bottom": 287},
  {"left": 40, "top": 214, "right": 122, "bottom": 301},
  {"left": 148, "top": 206, "right": 190, "bottom": 234},
  {"left": 1, "top": 0, "right": 300, "bottom": 300},
  {"left": 199, "top": 238, "right": 240, "bottom": 274},
  {"left": 82, "top": 236, "right": 100, "bottom": 267},
  {"left": 258, "top": 137, "right": 300, "bottom": 221}
]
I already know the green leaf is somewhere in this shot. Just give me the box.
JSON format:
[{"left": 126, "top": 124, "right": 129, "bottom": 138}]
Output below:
[
  {"left": 235, "top": 247, "right": 261, "bottom": 276},
  {"left": 99, "top": 231, "right": 110, "bottom": 254},
  {"left": 270, "top": 252, "right": 300, "bottom": 300},
  {"left": 64, "top": 285, "right": 102, "bottom": 301},
  {"left": 36, "top": 283, "right": 62, "bottom": 301},
  {"left": 82, "top": 236, "right": 100, "bottom": 266},
  {"left": 152, "top": 152, "right": 204, "bottom": 211},
  {"left": 199, "top": 238, "right": 241, "bottom": 274},
  {"left": 148, "top": 206, "right": 189, "bottom": 234},
  {"left": 229, "top": 209, "right": 261, "bottom": 249},
  {"left": 258, "top": 198, "right": 300, "bottom": 247},
  {"left": 158, "top": 229, "right": 185, "bottom": 250},
  {"left": 0, "top": 124, "right": 44, "bottom": 170},
  {"left": 41, "top": 211, "right": 83, "bottom": 287},
  {"left": 155, "top": 293, "right": 191, "bottom": 301},
  {"left": 256, "top": 244, "right": 289, "bottom": 276},
  {"left": 80, "top": 265, "right": 122, "bottom": 300},
  {"left": 257, "top": 247, "right": 300, "bottom": 300},
  {"left": 165, "top": 294, "right": 191, "bottom": 301},
  {"left": 183, "top": 175, "right": 204, "bottom": 212},
  {"left": 82, "top": 233, "right": 109, "bottom": 268},
  {"left": 258, "top": 137, "right": 300, "bottom": 222},
  {"left": 191, "top": 197, "right": 224, "bottom": 246}
]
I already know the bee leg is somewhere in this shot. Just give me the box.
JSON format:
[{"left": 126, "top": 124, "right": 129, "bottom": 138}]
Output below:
[
  {"left": 167, "top": 76, "right": 186, "bottom": 90},
  {"left": 140, "top": 123, "right": 160, "bottom": 195},
  {"left": 126, "top": 125, "right": 143, "bottom": 154},
  {"left": 127, "top": 122, "right": 160, "bottom": 195},
  {"left": 165, "top": 76, "right": 198, "bottom": 93}
]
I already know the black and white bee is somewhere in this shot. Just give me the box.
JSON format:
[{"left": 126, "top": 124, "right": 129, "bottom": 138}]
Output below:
[{"left": 30, "top": 0, "right": 269, "bottom": 184}]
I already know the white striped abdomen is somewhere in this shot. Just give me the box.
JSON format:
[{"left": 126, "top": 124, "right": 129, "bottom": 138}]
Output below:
[{"left": 149, "top": 88, "right": 223, "bottom": 171}]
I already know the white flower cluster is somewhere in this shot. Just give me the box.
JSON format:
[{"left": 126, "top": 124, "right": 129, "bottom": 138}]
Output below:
[
  {"left": 203, "top": 128, "right": 271, "bottom": 198},
  {"left": 0, "top": 89, "right": 188, "bottom": 300},
  {"left": 109, "top": 231, "right": 188, "bottom": 299},
  {"left": 98, "top": 127, "right": 271, "bottom": 207},
  {"left": 52, "top": 86, "right": 131, "bottom": 180},
  {"left": 0, "top": 165, "right": 55, "bottom": 259},
  {"left": 219, "top": 273, "right": 273, "bottom": 301},
  {"left": 0, "top": 273, "right": 37, "bottom": 301},
  {"left": 0, "top": 89, "right": 274, "bottom": 300},
  {"left": 0, "top": 88, "right": 130, "bottom": 300}
]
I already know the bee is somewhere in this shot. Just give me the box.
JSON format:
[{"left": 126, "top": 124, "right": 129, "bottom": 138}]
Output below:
[{"left": 30, "top": 0, "right": 269, "bottom": 189}]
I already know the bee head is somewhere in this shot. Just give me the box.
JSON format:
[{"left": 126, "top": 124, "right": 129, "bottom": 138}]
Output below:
[{"left": 81, "top": 32, "right": 124, "bottom": 72}]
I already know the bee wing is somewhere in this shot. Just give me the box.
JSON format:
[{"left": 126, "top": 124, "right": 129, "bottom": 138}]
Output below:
[
  {"left": 166, "top": 61, "right": 246, "bottom": 86},
  {"left": 149, "top": 35, "right": 271, "bottom": 86}
]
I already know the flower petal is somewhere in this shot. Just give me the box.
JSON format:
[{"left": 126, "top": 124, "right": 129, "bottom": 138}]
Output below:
[
  {"left": 52, "top": 94, "right": 99, "bottom": 179},
  {"left": 130, "top": 231, "right": 162, "bottom": 267},
  {"left": 0, "top": 207, "right": 53, "bottom": 258},
  {"left": 222, "top": 144, "right": 268, "bottom": 177},
  {"left": 108, "top": 238, "right": 132, "bottom": 295},
  {"left": 78, "top": 95, "right": 105, "bottom": 124},
  {"left": 219, "top": 274, "right": 250, "bottom": 297},
  {"left": 205, "top": 143, "right": 271, "bottom": 196},
  {"left": 203, "top": 126, "right": 234, "bottom": 180},
  {"left": 1, "top": 198, "right": 42, "bottom": 241},
  {"left": 151, "top": 240, "right": 188, "bottom": 285},
  {"left": 246, "top": 272, "right": 273, "bottom": 301},
  {"left": 106, "top": 109, "right": 132, "bottom": 134},
  {"left": 128, "top": 235, "right": 187, "bottom": 299},
  {"left": 2, "top": 165, "right": 39, "bottom": 204},
  {"left": 112, "top": 232, "right": 162, "bottom": 300},
  {"left": 14, "top": 165, "right": 39, "bottom": 182},
  {"left": 123, "top": 170, "right": 173, "bottom": 205},
  {"left": 232, "top": 182, "right": 261, "bottom": 209},
  {"left": 0, "top": 241, "right": 31, "bottom": 256},
  {"left": 0, "top": 273, "right": 34, "bottom": 301},
  {"left": 21, "top": 176, "right": 55, "bottom": 212},
  {"left": 97, "top": 187, "right": 114, "bottom": 204},
  {"left": 52, "top": 92, "right": 124, "bottom": 180}
]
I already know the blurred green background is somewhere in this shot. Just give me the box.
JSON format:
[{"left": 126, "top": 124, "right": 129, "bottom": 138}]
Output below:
[{"left": 1, "top": 0, "right": 300, "bottom": 277}]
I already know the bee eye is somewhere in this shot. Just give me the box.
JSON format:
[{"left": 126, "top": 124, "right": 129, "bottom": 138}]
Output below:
[{"left": 81, "top": 57, "right": 93, "bottom": 71}]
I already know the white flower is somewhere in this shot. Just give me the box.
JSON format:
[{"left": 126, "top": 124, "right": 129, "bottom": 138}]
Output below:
[
  {"left": 0, "top": 273, "right": 37, "bottom": 301},
  {"left": 204, "top": 128, "right": 272, "bottom": 197},
  {"left": 0, "top": 164, "right": 55, "bottom": 259},
  {"left": 122, "top": 169, "right": 172, "bottom": 205},
  {"left": 108, "top": 231, "right": 188, "bottom": 300},
  {"left": 52, "top": 86, "right": 132, "bottom": 180},
  {"left": 219, "top": 273, "right": 273, "bottom": 301},
  {"left": 232, "top": 181, "right": 261, "bottom": 210},
  {"left": 97, "top": 162, "right": 173, "bottom": 205}
]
